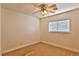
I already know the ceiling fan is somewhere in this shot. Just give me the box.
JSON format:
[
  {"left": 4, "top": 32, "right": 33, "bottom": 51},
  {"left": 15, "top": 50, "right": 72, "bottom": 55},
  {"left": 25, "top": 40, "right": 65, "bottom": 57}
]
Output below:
[{"left": 32, "top": 3, "right": 58, "bottom": 16}]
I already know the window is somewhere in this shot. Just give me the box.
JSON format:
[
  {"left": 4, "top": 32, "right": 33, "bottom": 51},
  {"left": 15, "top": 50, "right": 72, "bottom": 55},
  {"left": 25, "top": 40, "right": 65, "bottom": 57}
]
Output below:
[{"left": 48, "top": 20, "right": 70, "bottom": 32}]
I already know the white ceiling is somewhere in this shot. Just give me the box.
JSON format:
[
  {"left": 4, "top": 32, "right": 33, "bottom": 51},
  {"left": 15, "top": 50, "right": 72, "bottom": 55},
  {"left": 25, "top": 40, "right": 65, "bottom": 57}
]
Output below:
[{"left": 2, "top": 3, "right": 79, "bottom": 18}]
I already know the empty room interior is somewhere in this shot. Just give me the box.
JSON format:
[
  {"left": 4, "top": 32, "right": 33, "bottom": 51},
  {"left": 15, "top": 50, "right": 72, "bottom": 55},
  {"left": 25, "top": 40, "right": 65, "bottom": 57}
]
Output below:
[{"left": 0, "top": 3, "right": 79, "bottom": 56}]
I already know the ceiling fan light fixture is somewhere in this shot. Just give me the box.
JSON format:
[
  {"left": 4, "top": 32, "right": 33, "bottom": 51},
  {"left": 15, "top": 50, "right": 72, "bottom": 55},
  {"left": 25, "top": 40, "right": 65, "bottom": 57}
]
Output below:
[
  {"left": 33, "top": 3, "right": 58, "bottom": 16},
  {"left": 41, "top": 10, "right": 48, "bottom": 15}
]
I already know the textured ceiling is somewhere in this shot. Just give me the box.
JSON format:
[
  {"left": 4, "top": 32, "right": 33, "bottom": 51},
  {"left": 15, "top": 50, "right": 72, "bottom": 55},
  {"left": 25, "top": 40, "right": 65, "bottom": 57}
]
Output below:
[{"left": 1, "top": 3, "right": 79, "bottom": 18}]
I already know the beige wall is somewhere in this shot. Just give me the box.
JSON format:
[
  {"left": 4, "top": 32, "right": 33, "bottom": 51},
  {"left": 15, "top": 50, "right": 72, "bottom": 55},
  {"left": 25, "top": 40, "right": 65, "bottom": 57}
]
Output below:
[
  {"left": 1, "top": 8, "right": 40, "bottom": 53},
  {"left": 0, "top": 4, "right": 1, "bottom": 55},
  {"left": 1, "top": 5, "right": 79, "bottom": 54},
  {"left": 41, "top": 8, "right": 79, "bottom": 52}
]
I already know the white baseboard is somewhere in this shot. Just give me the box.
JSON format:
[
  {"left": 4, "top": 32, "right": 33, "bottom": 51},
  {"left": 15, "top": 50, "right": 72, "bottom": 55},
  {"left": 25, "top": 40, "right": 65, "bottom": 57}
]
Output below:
[
  {"left": 2, "top": 41, "right": 40, "bottom": 54},
  {"left": 42, "top": 41, "right": 79, "bottom": 53},
  {"left": 2, "top": 41, "right": 79, "bottom": 54}
]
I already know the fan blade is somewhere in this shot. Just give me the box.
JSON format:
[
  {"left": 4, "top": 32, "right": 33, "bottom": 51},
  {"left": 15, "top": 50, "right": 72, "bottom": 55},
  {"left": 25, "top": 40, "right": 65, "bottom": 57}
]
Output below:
[
  {"left": 48, "top": 4, "right": 56, "bottom": 8},
  {"left": 46, "top": 4, "right": 57, "bottom": 11},
  {"left": 53, "top": 7, "right": 58, "bottom": 10}
]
